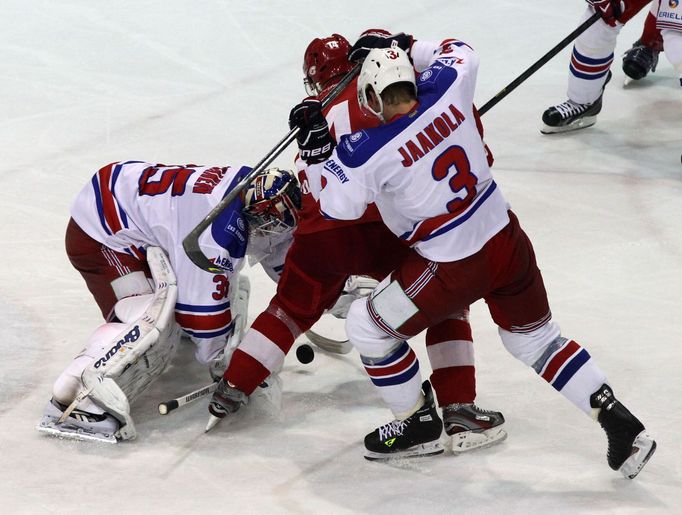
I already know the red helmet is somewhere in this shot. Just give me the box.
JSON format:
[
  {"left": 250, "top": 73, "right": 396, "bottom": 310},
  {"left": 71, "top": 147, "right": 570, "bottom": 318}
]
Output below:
[{"left": 303, "top": 34, "right": 353, "bottom": 96}]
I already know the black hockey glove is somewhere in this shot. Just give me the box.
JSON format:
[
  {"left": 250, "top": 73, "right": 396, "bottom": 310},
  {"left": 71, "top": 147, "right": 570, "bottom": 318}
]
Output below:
[
  {"left": 348, "top": 31, "right": 413, "bottom": 63},
  {"left": 288, "top": 99, "right": 335, "bottom": 165}
]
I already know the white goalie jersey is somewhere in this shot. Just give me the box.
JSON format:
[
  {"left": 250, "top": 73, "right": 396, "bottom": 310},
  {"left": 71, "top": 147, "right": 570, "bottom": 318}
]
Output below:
[{"left": 70, "top": 161, "right": 252, "bottom": 359}]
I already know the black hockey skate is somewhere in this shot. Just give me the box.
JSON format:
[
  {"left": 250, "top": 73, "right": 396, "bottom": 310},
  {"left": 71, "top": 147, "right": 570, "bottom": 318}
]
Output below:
[
  {"left": 541, "top": 71, "right": 611, "bottom": 134},
  {"left": 442, "top": 403, "right": 507, "bottom": 453},
  {"left": 622, "top": 40, "right": 659, "bottom": 81},
  {"left": 590, "top": 384, "right": 656, "bottom": 479},
  {"left": 364, "top": 381, "right": 444, "bottom": 460}
]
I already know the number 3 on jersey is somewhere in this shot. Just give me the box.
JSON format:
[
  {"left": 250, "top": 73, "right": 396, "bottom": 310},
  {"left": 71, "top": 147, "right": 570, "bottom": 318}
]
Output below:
[{"left": 431, "top": 145, "right": 478, "bottom": 215}]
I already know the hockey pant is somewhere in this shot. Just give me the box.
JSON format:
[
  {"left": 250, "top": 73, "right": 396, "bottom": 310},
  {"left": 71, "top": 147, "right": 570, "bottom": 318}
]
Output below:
[
  {"left": 346, "top": 211, "right": 607, "bottom": 419},
  {"left": 225, "top": 222, "right": 479, "bottom": 404}
]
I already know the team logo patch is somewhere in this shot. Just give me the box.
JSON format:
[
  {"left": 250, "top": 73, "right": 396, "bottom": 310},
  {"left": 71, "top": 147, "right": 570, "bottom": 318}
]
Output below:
[
  {"left": 350, "top": 131, "right": 363, "bottom": 142},
  {"left": 420, "top": 69, "right": 433, "bottom": 81},
  {"left": 670, "top": 0, "right": 679, "bottom": 7}
]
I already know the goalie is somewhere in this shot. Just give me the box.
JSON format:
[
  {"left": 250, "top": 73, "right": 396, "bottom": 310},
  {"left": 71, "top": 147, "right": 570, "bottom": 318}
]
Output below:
[{"left": 37, "top": 162, "right": 300, "bottom": 443}]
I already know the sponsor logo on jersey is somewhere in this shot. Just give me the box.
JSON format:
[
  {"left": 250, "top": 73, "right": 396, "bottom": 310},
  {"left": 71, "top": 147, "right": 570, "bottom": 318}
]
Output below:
[
  {"left": 350, "top": 131, "right": 363, "bottom": 143},
  {"left": 342, "top": 130, "right": 369, "bottom": 154},
  {"left": 660, "top": 9, "right": 681, "bottom": 18},
  {"left": 93, "top": 325, "right": 142, "bottom": 369},
  {"left": 323, "top": 159, "right": 349, "bottom": 184},
  {"left": 211, "top": 255, "right": 235, "bottom": 272},
  {"left": 224, "top": 211, "right": 246, "bottom": 243},
  {"left": 420, "top": 69, "right": 433, "bottom": 81},
  {"left": 398, "top": 104, "right": 466, "bottom": 167}
]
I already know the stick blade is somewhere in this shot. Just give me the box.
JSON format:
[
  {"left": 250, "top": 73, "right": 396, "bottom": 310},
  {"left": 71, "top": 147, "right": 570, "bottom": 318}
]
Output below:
[{"left": 305, "top": 330, "right": 352, "bottom": 354}]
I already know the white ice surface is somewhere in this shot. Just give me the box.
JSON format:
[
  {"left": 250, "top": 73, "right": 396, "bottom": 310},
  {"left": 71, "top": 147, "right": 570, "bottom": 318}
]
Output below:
[{"left": 1, "top": 1, "right": 681, "bottom": 514}]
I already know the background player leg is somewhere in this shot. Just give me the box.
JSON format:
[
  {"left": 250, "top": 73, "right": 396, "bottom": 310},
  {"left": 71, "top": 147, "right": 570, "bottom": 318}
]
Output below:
[{"left": 426, "top": 312, "right": 507, "bottom": 453}]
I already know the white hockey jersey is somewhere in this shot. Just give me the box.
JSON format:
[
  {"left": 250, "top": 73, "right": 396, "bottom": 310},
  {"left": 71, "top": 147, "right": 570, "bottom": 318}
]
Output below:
[
  {"left": 310, "top": 39, "right": 510, "bottom": 263},
  {"left": 71, "top": 161, "right": 252, "bottom": 356}
]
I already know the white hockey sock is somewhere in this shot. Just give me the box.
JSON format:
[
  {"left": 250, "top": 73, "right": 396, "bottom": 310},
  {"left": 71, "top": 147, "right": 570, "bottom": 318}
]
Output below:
[
  {"left": 361, "top": 341, "right": 423, "bottom": 419},
  {"left": 533, "top": 338, "right": 607, "bottom": 415},
  {"left": 567, "top": 7, "right": 620, "bottom": 104}
]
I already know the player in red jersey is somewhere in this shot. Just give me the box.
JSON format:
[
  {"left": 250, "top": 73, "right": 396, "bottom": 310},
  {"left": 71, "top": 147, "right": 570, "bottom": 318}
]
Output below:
[{"left": 208, "top": 32, "right": 506, "bottom": 452}]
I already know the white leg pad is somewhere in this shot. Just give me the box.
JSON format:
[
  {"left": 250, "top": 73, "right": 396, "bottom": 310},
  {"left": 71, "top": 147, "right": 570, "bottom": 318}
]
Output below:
[{"left": 58, "top": 247, "right": 180, "bottom": 440}]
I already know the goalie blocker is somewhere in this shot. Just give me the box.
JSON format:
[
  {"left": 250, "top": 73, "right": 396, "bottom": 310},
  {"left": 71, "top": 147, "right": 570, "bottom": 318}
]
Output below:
[{"left": 37, "top": 247, "right": 180, "bottom": 443}]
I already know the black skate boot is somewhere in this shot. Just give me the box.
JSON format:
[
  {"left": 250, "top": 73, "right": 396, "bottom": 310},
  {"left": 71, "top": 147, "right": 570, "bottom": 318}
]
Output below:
[
  {"left": 442, "top": 403, "right": 507, "bottom": 453},
  {"left": 622, "top": 40, "right": 659, "bottom": 81},
  {"left": 541, "top": 71, "right": 611, "bottom": 134},
  {"left": 205, "top": 379, "right": 248, "bottom": 432},
  {"left": 364, "top": 381, "right": 444, "bottom": 460},
  {"left": 590, "top": 384, "right": 656, "bottom": 479}
]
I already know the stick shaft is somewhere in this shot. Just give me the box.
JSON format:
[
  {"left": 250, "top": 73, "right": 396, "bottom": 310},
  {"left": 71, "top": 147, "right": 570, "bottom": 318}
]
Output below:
[
  {"left": 183, "top": 63, "right": 361, "bottom": 273},
  {"left": 478, "top": 12, "right": 601, "bottom": 116},
  {"left": 158, "top": 382, "right": 218, "bottom": 415}
]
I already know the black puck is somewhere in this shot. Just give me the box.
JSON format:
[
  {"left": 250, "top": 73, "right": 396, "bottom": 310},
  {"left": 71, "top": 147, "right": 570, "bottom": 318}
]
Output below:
[{"left": 296, "top": 344, "right": 315, "bottom": 364}]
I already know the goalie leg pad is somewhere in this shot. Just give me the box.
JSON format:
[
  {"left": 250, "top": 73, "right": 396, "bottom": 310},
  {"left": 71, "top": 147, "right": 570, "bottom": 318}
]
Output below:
[{"left": 45, "top": 247, "right": 180, "bottom": 441}]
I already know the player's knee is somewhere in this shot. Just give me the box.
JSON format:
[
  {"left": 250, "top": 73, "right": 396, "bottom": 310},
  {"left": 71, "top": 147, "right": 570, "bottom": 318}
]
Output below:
[
  {"left": 499, "top": 320, "right": 561, "bottom": 366},
  {"left": 346, "top": 298, "right": 401, "bottom": 358}
]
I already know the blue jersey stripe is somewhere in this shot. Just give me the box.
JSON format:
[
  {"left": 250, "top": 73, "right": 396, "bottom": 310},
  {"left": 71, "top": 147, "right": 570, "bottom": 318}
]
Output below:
[
  {"left": 110, "top": 163, "right": 128, "bottom": 229},
  {"left": 92, "top": 175, "right": 112, "bottom": 236},
  {"left": 400, "top": 181, "right": 498, "bottom": 242},
  {"left": 175, "top": 301, "right": 231, "bottom": 313}
]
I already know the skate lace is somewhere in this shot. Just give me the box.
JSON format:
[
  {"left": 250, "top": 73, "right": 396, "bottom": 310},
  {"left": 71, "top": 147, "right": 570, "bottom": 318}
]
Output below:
[
  {"left": 554, "top": 100, "right": 588, "bottom": 118},
  {"left": 378, "top": 420, "right": 408, "bottom": 441}
]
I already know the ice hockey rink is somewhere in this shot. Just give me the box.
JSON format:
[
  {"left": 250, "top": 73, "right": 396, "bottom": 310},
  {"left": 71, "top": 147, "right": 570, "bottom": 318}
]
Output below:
[{"left": 1, "top": 1, "right": 680, "bottom": 513}]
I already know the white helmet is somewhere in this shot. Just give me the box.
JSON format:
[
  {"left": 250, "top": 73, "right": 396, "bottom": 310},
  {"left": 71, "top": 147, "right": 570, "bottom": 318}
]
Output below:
[{"left": 357, "top": 46, "right": 416, "bottom": 120}]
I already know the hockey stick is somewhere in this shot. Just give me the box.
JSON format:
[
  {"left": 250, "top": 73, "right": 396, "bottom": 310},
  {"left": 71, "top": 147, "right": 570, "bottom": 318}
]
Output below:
[
  {"left": 158, "top": 381, "right": 218, "bottom": 415},
  {"left": 182, "top": 63, "right": 362, "bottom": 274},
  {"left": 305, "top": 329, "right": 352, "bottom": 354},
  {"left": 478, "top": 12, "right": 601, "bottom": 116}
]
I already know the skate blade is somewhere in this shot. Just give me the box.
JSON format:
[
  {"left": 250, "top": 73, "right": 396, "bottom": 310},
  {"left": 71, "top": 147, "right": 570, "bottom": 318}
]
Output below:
[
  {"left": 445, "top": 425, "right": 508, "bottom": 454},
  {"left": 364, "top": 441, "right": 444, "bottom": 461},
  {"left": 540, "top": 115, "right": 597, "bottom": 134},
  {"left": 619, "top": 431, "right": 656, "bottom": 479},
  {"left": 36, "top": 420, "right": 117, "bottom": 444}
]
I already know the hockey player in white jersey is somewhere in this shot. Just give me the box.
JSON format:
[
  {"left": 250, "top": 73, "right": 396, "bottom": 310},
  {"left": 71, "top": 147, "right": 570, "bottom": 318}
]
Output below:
[
  {"left": 37, "top": 162, "right": 300, "bottom": 443},
  {"left": 541, "top": 0, "right": 682, "bottom": 134},
  {"left": 289, "top": 35, "right": 656, "bottom": 477}
]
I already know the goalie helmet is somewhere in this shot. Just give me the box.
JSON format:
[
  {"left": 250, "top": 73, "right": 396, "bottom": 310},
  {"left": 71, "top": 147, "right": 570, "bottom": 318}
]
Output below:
[
  {"left": 357, "top": 46, "right": 416, "bottom": 120},
  {"left": 303, "top": 34, "right": 353, "bottom": 96},
  {"left": 242, "top": 168, "right": 302, "bottom": 236}
]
